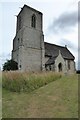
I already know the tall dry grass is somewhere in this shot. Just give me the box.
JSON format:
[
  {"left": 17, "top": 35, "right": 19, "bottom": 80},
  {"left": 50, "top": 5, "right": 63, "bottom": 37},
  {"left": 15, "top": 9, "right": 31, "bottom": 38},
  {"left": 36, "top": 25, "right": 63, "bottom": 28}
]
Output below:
[{"left": 2, "top": 71, "right": 62, "bottom": 92}]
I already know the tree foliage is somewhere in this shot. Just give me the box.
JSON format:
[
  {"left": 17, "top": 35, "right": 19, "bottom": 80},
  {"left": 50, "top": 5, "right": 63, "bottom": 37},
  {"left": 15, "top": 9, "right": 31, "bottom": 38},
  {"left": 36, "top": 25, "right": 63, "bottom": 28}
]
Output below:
[{"left": 3, "top": 59, "right": 18, "bottom": 71}]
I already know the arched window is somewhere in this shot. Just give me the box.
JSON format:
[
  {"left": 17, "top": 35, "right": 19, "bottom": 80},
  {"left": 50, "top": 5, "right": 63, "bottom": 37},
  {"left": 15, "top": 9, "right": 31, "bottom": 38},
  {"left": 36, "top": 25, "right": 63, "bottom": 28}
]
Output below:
[{"left": 31, "top": 14, "right": 36, "bottom": 28}]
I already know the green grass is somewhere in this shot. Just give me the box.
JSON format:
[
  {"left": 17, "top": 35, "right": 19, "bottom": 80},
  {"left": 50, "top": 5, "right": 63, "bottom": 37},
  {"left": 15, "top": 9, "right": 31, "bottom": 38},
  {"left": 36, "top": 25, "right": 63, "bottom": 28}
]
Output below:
[
  {"left": 2, "top": 73, "right": 78, "bottom": 118},
  {"left": 0, "top": 72, "right": 2, "bottom": 119},
  {"left": 2, "top": 71, "right": 62, "bottom": 92}
]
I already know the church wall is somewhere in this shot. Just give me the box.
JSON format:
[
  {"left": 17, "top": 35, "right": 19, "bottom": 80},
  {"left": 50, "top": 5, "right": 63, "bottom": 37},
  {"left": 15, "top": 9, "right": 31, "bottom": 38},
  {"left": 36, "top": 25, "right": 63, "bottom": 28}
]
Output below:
[
  {"left": 12, "top": 45, "right": 24, "bottom": 71},
  {"left": 70, "top": 60, "right": 75, "bottom": 72},
  {"left": 23, "top": 27, "right": 42, "bottom": 49},
  {"left": 22, "top": 25, "right": 44, "bottom": 71},
  {"left": 41, "top": 44, "right": 45, "bottom": 71},
  {"left": 18, "top": 46, "right": 24, "bottom": 71},
  {"left": 22, "top": 47, "right": 42, "bottom": 71},
  {"left": 55, "top": 53, "right": 65, "bottom": 73},
  {"left": 66, "top": 60, "right": 75, "bottom": 74},
  {"left": 12, "top": 28, "right": 24, "bottom": 70},
  {"left": 16, "top": 6, "right": 42, "bottom": 32},
  {"left": 23, "top": 7, "right": 42, "bottom": 31},
  {"left": 21, "top": 6, "right": 43, "bottom": 71},
  {"left": 12, "top": 49, "right": 19, "bottom": 63},
  {"left": 12, "top": 5, "right": 44, "bottom": 72},
  {"left": 60, "top": 59, "right": 75, "bottom": 74},
  {"left": 12, "top": 29, "right": 24, "bottom": 51}
]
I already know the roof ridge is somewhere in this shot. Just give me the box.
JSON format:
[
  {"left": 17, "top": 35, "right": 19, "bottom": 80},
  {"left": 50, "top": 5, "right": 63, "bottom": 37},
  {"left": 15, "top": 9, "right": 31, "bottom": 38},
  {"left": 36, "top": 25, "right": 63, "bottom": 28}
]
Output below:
[
  {"left": 44, "top": 42, "right": 65, "bottom": 48},
  {"left": 17, "top": 4, "right": 42, "bottom": 17},
  {"left": 45, "top": 42, "right": 75, "bottom": 60},
  {"left": 24, "top": 4, "right": 42, "bottom": 14}
]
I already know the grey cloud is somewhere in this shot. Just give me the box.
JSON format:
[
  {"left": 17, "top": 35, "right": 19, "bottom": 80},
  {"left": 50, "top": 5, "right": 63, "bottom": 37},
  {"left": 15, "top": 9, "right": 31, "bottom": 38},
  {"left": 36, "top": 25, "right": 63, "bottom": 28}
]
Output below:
[
  {"left": 78, "top": 47, "right": 80, "bottom": 52},
  {"left": 49, "top": 11, "right": 78, "bottom": 33},
  {"left": 77, "top": 61, "right": 80, "bottom": 70},
  {"left": 76, "top": 61, "right": 80, "bottom": 70},
  {"left": 78, "top": 2, "right": 80, "bottom": 22},
  {"left": 59, "top": 39, "right": 77, "bottom": 51}
]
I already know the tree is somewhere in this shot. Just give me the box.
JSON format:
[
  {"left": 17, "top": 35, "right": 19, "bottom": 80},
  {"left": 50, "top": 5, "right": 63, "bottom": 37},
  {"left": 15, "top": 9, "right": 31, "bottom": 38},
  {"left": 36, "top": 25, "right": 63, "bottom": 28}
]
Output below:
[{"left": 3, "top": 59, "right": 18, "bottom": 71}]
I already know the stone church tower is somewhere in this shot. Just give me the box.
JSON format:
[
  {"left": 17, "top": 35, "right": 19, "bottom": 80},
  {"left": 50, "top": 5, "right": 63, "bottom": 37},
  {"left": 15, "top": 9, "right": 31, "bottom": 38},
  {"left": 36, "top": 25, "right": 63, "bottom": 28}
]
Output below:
[{"left": 12, "top": 5, "right": 45, "bottom": 71}]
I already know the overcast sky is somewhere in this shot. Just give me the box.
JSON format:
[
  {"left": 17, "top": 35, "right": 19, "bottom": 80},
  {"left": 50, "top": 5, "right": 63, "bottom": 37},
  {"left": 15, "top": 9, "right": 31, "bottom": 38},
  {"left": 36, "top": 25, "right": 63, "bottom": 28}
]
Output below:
[{"left": 0, "top": 0, "right": 79, "bottom": 69}]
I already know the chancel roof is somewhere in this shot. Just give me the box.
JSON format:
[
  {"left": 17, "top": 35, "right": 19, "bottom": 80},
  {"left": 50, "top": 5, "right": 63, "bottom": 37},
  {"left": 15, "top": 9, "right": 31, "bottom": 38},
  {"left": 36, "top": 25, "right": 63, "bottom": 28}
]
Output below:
[
  {"left": 44, "top": 42, "right": 75, "bottom": 60},
  {"left": 45, "top": 56, "right": 56, "bottom": 66}
]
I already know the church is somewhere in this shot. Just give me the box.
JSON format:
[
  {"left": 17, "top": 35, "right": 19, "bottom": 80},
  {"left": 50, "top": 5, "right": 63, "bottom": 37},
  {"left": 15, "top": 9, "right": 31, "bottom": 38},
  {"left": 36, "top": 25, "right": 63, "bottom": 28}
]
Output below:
[{"left": 12, "top": 4, "right": 75, "bottom": 74}]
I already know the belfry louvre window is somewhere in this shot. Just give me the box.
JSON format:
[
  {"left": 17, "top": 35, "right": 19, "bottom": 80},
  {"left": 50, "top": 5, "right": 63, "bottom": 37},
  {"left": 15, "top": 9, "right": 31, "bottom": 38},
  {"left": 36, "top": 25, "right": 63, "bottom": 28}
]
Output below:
[{"left": 31, "top": 14, "right": 36, "bottom": 28}]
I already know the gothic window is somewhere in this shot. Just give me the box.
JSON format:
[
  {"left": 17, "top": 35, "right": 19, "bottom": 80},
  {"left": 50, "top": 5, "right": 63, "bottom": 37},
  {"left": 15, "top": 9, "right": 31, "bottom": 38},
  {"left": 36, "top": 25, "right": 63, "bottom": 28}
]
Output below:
[
  {"left": 68, "top": 60, "right": 70, "bottom": 70},
  {"left": 31, "top": 14, "right": 36, "bottom": 28}
]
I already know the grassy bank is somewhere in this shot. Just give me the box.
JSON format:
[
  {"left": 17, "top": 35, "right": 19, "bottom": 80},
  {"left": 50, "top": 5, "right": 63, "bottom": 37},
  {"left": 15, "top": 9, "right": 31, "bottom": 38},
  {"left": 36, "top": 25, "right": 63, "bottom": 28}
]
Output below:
[
  {"left": 2, "top": 73, "right": 78, "bottom": 118},
  {"left": 0, "top": 72, "right": 2, "bottom": 119},
  {"left": 2, "top": 71, "right": 62, "bottom": 92}
]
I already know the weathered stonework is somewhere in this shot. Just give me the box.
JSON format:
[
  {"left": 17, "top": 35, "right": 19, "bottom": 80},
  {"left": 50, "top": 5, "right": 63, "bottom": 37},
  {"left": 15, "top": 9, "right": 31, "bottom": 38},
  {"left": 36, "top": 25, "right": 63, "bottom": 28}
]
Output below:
[
  {"left": 12, "top": 5, "right": 75, "bottom": 73},
  {"left": 12, "top": 5, "right": 45, "bottom": 72}
]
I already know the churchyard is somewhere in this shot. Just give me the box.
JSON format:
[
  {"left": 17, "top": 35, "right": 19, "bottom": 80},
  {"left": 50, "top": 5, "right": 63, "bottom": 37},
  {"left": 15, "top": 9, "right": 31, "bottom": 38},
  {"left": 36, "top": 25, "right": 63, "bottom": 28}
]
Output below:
[{"left": 2, "top": 71, "right": 78, "bottom": 118}]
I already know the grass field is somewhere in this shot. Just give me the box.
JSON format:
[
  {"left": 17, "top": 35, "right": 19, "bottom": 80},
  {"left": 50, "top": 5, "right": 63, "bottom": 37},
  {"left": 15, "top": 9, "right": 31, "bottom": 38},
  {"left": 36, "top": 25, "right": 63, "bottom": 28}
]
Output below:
[
  {"left": 2, "top": 73, "right": 78, "bottom": 118},
  {"left": 0, "top": 72, "right": 2, "bottom": 119},
  {"left": 2, "top": 71, "right": 62, "bottom": 92}
]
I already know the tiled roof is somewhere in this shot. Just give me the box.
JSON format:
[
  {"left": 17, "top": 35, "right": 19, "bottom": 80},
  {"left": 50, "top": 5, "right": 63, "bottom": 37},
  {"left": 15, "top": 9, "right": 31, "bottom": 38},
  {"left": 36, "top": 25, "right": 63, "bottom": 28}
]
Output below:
[
  {"left": 45, "top": 56, "right": 56, "bottom": 65},
  {"left": 44, "top": 42, "right": 75, "bottom": 60}
]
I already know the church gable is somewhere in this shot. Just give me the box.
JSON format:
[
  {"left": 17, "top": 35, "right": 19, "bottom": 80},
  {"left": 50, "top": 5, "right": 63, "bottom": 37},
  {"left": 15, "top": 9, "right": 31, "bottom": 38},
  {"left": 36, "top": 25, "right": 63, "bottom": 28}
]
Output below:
[
  {"left": 45, "top": 42, "right": 75, "bottom": 73},
  {"left": 55, "top": 51, "right": 65, "bottom": 72}
]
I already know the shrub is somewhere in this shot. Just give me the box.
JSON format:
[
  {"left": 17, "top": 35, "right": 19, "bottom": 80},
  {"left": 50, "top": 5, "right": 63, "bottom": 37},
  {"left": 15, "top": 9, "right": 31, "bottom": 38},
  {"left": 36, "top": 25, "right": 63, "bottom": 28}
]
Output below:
[
  {"left": 2, "top": 71, "right": 62, "bottom": 92},
  {"left": 76, "top": 70, "right": 80, "bottom": 74},
  {"left": 3, "top": 59, "right": 18, "bottom": 71}
]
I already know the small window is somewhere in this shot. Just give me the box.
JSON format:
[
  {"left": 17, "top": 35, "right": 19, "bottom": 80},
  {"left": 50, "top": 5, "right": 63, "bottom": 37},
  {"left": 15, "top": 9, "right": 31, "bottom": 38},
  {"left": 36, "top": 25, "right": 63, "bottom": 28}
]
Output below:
[
  {"left": 19, "top": 16, "right": 21, "bottom": 30},
  {"left": 19, "top": 65, "right": 21, "bottom": 68},
  {"left": 31, "top": 14, "right": 36, "bottom": 28},
  {"left": 68, "top": 60, "right": 70, "bottom": 70},
  {"left": 18, "top": 38, "right": 19, "bottom": 43}
]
